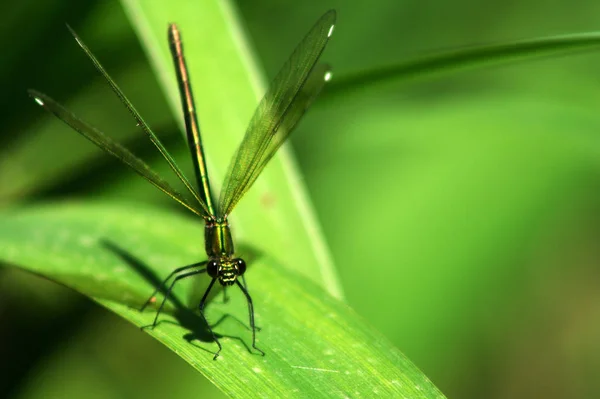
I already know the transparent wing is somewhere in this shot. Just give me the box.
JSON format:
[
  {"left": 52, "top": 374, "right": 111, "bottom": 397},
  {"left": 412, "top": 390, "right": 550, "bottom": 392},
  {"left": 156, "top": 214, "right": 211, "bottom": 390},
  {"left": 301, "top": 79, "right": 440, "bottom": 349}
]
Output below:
[
  {"left": 28, "top": 90, "right": 205, "bottom": 218},
  {"left": 217, "top": 10, "right": 336, "bottom": 217},
  {"left": 245, "top": 64, "right": 331, "bottom": 186},
  {"left": 65, "top": 25, "right": 209, "bottom": 216}
]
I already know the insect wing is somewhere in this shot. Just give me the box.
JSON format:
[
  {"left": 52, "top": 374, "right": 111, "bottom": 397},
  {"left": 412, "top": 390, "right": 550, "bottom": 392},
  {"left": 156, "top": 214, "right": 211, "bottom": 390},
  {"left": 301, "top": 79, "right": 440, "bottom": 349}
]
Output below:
[
  {"left": 217, "top": 10, "right": 336, "bottom": 217},
  {"left": 66, "top": 25, "right": 209, "bottom": 216},
  {"left": 28, "top": 90, "right": 204, "bottom": 217}
]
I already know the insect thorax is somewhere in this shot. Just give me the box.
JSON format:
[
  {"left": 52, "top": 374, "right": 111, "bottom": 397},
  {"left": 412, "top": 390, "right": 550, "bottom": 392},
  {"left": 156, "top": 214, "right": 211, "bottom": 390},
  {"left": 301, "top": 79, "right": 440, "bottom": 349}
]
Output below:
[{"left": 205, "top": 219, "right": 234, "bottom": 259}]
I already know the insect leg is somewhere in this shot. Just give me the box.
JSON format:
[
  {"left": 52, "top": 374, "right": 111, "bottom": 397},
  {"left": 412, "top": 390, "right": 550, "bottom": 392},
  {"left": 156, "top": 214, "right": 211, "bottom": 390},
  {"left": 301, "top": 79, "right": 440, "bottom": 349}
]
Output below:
[
  {"left": 140, "top": 261, "right": 207, "bottom": 311},
  {"left": 221, "top": 286, "right": 229, "bottom": 303},
  {"left": 151, "top": 268, "right": 206, "bottom": 327},
  {"left": 236, "top": 280, "right": 265, "bottom": 356},
  {"left": 198, "top": 278, "right": 222, "bottom": 359}
]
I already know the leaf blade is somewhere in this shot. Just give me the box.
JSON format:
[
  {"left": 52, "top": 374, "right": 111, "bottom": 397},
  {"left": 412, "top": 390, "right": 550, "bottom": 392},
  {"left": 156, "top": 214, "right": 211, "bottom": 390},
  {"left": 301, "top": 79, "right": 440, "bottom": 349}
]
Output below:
[
  {"left": 0, "top": 203, "right": 445, "bottom": 398},
  {"left": 325, "top": 32, "right": 600, "bottom": 98},
  {"left": 119, "top": 0, "right": 344, "bottom": 299}
]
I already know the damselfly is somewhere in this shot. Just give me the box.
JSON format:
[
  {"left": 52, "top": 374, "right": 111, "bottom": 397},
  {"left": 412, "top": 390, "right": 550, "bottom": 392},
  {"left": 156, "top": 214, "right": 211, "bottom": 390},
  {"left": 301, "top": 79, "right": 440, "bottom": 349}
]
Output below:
[{"left": 28, "top": 9, "right": 336, "bottom": 359}]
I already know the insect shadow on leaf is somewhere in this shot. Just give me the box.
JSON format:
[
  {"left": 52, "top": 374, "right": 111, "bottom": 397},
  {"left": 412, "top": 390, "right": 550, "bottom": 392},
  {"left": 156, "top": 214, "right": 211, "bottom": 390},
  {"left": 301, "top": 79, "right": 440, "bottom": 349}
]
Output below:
[{"left": 102, "top": 240, "right": 263, "bottom": 357}]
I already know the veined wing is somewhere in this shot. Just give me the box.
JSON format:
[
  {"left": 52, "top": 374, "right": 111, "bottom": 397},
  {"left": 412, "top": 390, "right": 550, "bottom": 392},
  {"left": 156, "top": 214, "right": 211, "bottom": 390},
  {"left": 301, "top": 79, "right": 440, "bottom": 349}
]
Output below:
[
  {"left": 217, "top": 10, "right": 336, "bottom": 217},
  {"left": 28, "top": 90, "right": 205, "bottom": 218},
  {"left": 245, "top": 64, "right": 331, "bottom": 187},
  {"left": 65, "top": 25, "right": 209, "bottom": 216}
]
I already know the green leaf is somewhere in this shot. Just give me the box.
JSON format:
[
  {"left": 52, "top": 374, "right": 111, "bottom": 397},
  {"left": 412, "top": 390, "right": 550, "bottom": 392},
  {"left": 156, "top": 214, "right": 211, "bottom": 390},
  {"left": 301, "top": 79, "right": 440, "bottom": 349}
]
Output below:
[
  {"left": 0, "top": 203, "right": 446, "bottom": 399},
  {"left": 119, "top": 0, "right": 343, "bottom": 298},
  {"left": 325, "top": 32, "right": 600, "bottom": 99}
]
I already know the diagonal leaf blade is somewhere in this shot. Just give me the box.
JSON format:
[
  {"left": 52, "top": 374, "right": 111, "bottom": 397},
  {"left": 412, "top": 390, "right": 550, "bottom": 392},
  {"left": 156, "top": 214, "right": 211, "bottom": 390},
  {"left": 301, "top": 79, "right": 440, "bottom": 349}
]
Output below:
[
  {"left": 0, "top": 203, "right": 446, "bottom": 398},
  {"left": 119, "top": 0, "right": 343, "bottom": 298},
  {"left": 325, "top": 32, "right": 600, "bottom": 99}
]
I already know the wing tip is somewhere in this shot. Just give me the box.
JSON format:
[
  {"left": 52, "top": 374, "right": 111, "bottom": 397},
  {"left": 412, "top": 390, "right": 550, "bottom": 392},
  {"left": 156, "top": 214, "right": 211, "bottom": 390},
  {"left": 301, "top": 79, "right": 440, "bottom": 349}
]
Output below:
[
  {"left": 323, "top": 10, "right": 337, "bottom": 38},
  {"left": 27, "top": 89, "right": 45, "bottom": 106}
]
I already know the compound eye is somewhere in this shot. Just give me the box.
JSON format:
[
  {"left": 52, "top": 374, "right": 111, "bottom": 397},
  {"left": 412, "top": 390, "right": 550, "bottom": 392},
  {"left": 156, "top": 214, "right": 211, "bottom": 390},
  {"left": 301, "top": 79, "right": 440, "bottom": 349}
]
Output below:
[
  {"left": 207, "top": 260, "right": 219, "bottom": 278},
  {"left": 235, "top": 258, "right": 246, "bottom": 275}
]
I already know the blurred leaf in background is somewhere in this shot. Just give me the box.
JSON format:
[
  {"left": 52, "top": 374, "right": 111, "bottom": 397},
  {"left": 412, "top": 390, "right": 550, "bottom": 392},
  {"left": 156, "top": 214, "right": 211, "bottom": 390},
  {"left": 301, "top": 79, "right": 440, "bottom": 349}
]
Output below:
[
  {"left": 2, "top": 0, "right": 600, "bottom": 398},
  {"left": 241, "top": 1, "right": 600, "bottom": 398}
]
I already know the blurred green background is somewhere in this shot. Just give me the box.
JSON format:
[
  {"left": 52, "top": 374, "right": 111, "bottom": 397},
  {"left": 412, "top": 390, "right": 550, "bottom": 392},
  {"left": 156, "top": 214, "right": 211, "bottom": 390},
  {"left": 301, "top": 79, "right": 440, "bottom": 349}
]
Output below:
[{"left": 2, "top": 0, "right": 600, "bottom": 398}]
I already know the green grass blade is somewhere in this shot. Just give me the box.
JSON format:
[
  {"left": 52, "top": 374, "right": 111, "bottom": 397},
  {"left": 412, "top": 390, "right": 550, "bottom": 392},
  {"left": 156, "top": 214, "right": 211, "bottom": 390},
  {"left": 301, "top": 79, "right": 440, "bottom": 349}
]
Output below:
[
  {"left": 119, "top": 1, "right": 343, "bottom": 298},
  {"left": 325, "top": 32, "right": 600, "bottom": 99},
  {"left": 0, "top": 203, "right": 446, "bottom": 399}
]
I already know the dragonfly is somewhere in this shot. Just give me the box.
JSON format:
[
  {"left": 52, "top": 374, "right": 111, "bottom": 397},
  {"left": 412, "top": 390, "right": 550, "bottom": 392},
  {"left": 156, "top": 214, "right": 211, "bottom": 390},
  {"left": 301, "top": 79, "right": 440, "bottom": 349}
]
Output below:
[{"left": 28, "top": 9, "right": 336, "bottom": 359}]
